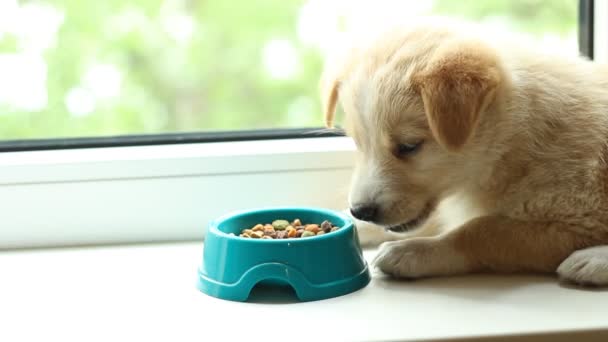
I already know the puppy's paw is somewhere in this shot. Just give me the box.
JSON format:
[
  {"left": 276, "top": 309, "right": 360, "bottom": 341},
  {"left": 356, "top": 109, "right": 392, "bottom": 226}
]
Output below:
[
  {"left": 373, "top": 238, "right": 470, "bottom": 279},
  {"left": 342, "top": 209, "right": 408, "bottom": 247},
  {"left": 354, "top": 220, "right": 406, "bottom": 247},
  {"left": 557, "top": 246, "right": 608, "bottom": 286}
]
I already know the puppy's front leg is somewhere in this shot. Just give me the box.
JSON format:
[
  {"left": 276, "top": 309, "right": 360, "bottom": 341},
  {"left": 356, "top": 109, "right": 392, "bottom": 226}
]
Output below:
[{"left": 375, "top": 215, "right": 600, "bottom": 279}]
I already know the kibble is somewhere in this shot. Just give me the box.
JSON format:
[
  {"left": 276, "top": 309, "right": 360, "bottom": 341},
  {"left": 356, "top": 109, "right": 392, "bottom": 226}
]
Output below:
[
  {"left": 305, "top": 224, "right": 320, "bottom": 233},
  {"left": 238, "top": 218, "right": 340, "bottom": 239},
  {"left": 272, "top": 220, "right": 290, "bottom": 230},
  {"left": 301, "top": 231, "right": 316, "bottom": 238},
  {"left": 321, "top": 220, "right": 333, "bottom": 233},
  {"left": 251, "top": 231, "right": 264, "bottom": 239}
]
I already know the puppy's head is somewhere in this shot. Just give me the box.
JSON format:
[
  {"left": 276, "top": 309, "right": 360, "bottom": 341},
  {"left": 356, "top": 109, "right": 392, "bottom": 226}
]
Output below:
[{"left": 321, "top": 26, "right": 504, "bottom": 231}]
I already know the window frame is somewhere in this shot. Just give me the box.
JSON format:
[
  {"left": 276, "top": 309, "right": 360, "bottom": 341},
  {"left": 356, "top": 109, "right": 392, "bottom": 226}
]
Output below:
[
  {"left": 579, "top": 0, "right": 594, "bottom": 59},
  {"left": 0, "top": 128, "right": 344, "bottom": 152}
]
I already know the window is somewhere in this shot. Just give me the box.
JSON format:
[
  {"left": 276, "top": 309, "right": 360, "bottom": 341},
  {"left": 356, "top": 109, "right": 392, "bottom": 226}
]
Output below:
[
  {"left": 0, "top": 1, "right": 594, "bottom": 249},
  {"left": 0, "top": 0, "right": 581, "bottom": 144}
]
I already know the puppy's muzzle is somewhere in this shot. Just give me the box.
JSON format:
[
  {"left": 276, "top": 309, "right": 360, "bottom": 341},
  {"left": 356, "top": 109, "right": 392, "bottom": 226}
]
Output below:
[{"left": 350, "top": 204, "right": 378, "bottom": 222}]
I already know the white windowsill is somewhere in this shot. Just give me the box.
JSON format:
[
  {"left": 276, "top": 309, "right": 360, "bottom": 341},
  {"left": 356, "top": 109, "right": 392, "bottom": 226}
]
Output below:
[
  {"left": 0, "top": 136, "right": 356, "bottom": 184},
  {"left": 0, "top": 137, "right": 356, "bottom": 249},
  {"left": 2, "top": 242, "right": 607, "bottom": 342}
]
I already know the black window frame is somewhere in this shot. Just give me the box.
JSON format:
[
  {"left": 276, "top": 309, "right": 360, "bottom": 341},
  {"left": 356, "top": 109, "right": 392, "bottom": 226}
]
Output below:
[{"left": 0, "top": 0, "right": 594, "bottom": 153}]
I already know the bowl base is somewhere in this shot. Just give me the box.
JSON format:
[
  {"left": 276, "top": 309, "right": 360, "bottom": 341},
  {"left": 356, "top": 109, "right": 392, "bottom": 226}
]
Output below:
[{"left": 196, "top": 262, "right": 370, "bottom": 302}]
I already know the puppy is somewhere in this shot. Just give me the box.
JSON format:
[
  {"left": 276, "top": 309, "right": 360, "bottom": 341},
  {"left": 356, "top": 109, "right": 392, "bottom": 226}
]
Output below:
[{"left": 320, "top": 20, "right": 608, "bottom": 286}]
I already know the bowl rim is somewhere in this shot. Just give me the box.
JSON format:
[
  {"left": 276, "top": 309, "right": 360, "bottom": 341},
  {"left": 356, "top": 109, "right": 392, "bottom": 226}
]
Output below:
[{"left": 207, "top": 206, "right": 354, "bottom": 243}]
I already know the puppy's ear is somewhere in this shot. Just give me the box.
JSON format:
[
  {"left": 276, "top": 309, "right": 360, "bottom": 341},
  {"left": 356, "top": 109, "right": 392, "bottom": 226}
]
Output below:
[
  {"left": 414, "top": 40, "right": 502, "bottom": 151},
  {"left": 320, "top": 69, "right": 340, "bottom": 128}
]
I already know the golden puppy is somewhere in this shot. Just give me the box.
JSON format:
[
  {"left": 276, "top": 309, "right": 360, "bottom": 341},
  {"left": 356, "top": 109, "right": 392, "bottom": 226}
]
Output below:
[{"left": 321, "top": 20, "right": 608, "bottom": 286}]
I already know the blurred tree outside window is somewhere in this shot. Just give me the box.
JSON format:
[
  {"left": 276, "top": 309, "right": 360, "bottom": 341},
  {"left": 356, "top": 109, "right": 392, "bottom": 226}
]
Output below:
[{"left": 0, "top": 0, "right": 578, "bottom": 140}]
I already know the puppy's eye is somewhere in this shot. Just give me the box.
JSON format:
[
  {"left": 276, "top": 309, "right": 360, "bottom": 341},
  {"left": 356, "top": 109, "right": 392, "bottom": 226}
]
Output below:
[{"left": 395, "top": 141, "right": 423, "bottom": 158}]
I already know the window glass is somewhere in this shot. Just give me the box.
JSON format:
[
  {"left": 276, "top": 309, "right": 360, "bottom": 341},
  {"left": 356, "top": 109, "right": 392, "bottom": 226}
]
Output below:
[{"left": 0, "top": 0, "right": 578, "bottom": 140}]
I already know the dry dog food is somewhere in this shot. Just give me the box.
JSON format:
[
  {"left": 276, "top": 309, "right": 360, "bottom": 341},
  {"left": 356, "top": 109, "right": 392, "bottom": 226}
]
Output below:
[{"left": 236, "top": 219, "right": 339, "bottom": 239}]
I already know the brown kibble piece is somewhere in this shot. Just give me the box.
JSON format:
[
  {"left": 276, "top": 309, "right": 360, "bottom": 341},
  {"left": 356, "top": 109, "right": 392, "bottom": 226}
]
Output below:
[
  {"left": 321, "top": 220, "right": 333, "bottom": 232},
  {"left": 287, "top": 229, "right": 297, "bottom": 238},
  {"left": 292, "top": 218, "right": 302, "bottom": 227},
  {"left": 252, "top": 224, "right": 264, "bottom": 231},
  {"left": 276, "top": 230, "right": 287, "bottom": 239},
  {"left": 296, "top": 229, "right": 304, "bottom": 237},
  {"left": 305, "top": 224, "right": 320, "bottom": 233},
  {"left": 251, "top": 231, "right": 264, "bottom": 238},
  {"left": 264, "top": 224, "right": 274, "bottom": 230}
]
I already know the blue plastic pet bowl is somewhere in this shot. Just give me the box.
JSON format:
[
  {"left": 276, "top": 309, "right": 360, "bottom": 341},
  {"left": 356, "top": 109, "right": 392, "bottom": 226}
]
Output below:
[{"left": 196, "top": 207, "right": 370, "bottom": 302}]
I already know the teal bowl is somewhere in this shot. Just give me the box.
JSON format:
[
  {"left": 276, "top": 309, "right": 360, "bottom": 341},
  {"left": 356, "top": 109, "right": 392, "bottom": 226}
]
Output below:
[{"left": 196, "top": 207, "right": 370, "bottom": 302}]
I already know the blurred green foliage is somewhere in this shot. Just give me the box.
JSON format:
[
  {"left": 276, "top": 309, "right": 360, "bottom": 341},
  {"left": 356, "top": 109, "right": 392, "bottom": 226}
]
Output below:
[
  {"left": 0, "top": 0, "right": 578, "bottom": 140},
  {"left": 434, "top": 0, "right": 577, "bottom": 35}
]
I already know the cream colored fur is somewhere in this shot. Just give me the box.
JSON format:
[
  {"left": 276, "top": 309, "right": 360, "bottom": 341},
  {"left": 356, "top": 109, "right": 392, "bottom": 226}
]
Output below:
[{"left": 321, "top": 19, "right": 608, "bottom": 286}]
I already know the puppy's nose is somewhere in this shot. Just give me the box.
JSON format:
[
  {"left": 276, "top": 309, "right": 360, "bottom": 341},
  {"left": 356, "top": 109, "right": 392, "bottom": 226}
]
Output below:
[{"left": 350, "top": 204, "right": 378, "bottom": 222}]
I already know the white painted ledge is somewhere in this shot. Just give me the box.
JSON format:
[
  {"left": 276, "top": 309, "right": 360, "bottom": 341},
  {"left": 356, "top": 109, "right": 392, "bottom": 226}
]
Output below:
[
  {"left": 1, "top": 242, "right": 607, "bottom": 342},
  {"left": 0, "top": 137, "right": 356, "bottom": 249}
]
